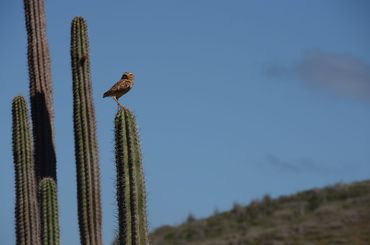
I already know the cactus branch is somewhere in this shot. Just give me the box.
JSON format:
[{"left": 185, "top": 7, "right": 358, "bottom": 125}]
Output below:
[
  {"left": 115, "top": 108, "right": 149, "bottom": 245},
  {"left": 12, "top": 96, "right": 41, "bottom": 245},
  {"left": 71, "top": 16, "right": 102, "bottom": 245},
  {"left": 23, "top": 0, "right": 57, "bottom": 182},
  {"left": 39, "top": 178, "right": 60, "bottom": 245}
]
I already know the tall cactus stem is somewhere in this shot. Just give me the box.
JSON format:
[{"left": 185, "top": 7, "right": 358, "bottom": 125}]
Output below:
[
  {"left": 23, "top": 0, "right": 57, "bottom": 182},
  {"left": 12, "top": 96, "right": 41, "bottom": 245},
  {"left": 115, "top": 108, "right": 149, "bottom": 245},
  {"left": 71, "top": 16, "right": 102, "bottom": 245},
  {"left": 39, "top": 178, "right": 60, "bottom": 245}
]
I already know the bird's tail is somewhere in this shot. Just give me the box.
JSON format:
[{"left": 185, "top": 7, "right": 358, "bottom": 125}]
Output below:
[{"left": 103, "top": 91, "right": 110, "bottom": 98}]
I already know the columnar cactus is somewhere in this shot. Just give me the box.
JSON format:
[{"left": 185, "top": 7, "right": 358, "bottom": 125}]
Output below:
[
  {"left": 71, "top": 17, "right": 103, "bottom": 245},
  {"left": 15, "top": 0, "right": 151, "bottom": 243},
  {"left": 12, "top": 96, "right": 41, "bottom": 245},
  {"left": 23, "top": 0, "right": 57, "bottom": 182},
  {"left": 39, "top": 178, "right": 60, "bottom": 245},
  {"left": 115, "top": 108, "right": 149, "bottom": 245}
]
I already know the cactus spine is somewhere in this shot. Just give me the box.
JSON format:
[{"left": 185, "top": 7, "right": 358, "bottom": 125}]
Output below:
[
  {"left": 23, "top": 0, "right": 57, "bottom": 182},
  {"left": 12, "top": 96, "right": 41, "bottom": 245},
  {"left": 115, "top": 108, "right": 149, "bottom": 245},
  {"left": 71, "top": 17, "right": 102, "bottom": 245},
  {"left": 39, "top": 178, "right": 60, "bottom": 245}
]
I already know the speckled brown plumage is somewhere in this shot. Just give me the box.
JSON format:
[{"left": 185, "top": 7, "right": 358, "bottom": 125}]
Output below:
[{"left": 103, "top": 72, "right": 134, "bottom": 106}]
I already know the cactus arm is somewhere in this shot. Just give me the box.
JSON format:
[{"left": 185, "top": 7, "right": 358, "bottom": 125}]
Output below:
[
  {"left": 115, "top": 108, "right": 149, "bottom": 245},
  {"left": 115, "top": 109, "right": 132, "bottom": 244},
  {"left": 39, "top": 178, "right": 60, "bottom": 245},
  {"left": 12, "top": 96, "right": 41, "bottom": 245},
  {"left": 23, "top": 0, "right": 57, "bottom": 182},
  {"left": 71, "top": 16, "right": 102, "bottom": 245}
]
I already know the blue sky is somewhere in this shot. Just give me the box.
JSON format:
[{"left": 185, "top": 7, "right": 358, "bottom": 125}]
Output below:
[{"left": 1, "top": 0, "right": 370, "bottom": 244}]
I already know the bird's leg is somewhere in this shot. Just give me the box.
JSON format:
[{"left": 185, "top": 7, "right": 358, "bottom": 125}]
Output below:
[{"left": 113, "top": 96, "right": 124, "bottom": 108}]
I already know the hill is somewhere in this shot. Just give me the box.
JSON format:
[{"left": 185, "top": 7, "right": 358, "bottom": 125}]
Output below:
[{"left": 150, "top": 180, "right": 370, "bottom": 245}]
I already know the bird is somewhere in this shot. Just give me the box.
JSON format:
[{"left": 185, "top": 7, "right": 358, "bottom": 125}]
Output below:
[{"left": 103, "top": 72, "right": 135, "bottom": 107}]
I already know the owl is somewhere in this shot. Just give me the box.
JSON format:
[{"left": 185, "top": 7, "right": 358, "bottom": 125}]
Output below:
[{"left": 103, "top": 72, "right": 134, "bottom": 106}]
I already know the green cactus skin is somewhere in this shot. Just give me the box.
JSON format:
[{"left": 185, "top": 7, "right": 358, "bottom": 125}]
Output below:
[
  {"left": 115, "top": 108, "right": 149, "bottom": 245},
  {"left": 12, "top": 96, "right": 41, "bottom": 245},
  {"left": 71, "top": 17, "right": 103, "bottom": 245},
  {"left": 23, "top": 0, "right": 57, "bottom": 182},
  {"left": 39, "top": 178, "right": 60, "bottom": 245}
]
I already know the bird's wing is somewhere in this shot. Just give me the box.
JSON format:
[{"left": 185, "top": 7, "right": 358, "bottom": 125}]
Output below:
[
  {"left": 115, "top": 79, "right": 132, "bottom": 91},
  {"left": 103, "top": 79, "right": 130, "bottom": 97}
]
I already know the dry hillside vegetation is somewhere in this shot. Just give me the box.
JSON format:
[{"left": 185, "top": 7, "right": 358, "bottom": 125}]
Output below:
[{"left": 150, "top": 180, "right": 370, "bottom": 245}]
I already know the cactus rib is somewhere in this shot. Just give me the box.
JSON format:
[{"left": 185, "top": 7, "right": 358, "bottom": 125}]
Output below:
[
  {"left": 115, "top": 108, "right": 149, "bottom": 245},
  {"left": 23, "top": 0, "right": 57, "bottom": 182},
  {"left": 39, "top": 178, "right": 60, "bottom": 245},
  {"left": 12, "top": 96, "right": 41, "bottom": 245},
  {"left": 71, "top": 16, "right": 102, "bottom": 245}
]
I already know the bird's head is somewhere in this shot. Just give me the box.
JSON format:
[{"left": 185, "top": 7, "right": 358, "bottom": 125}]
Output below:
[{"left": 121, "top": 72, "right": 135, "bottom": 80}]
